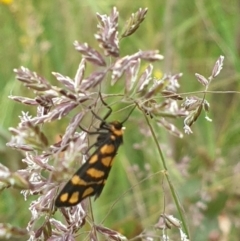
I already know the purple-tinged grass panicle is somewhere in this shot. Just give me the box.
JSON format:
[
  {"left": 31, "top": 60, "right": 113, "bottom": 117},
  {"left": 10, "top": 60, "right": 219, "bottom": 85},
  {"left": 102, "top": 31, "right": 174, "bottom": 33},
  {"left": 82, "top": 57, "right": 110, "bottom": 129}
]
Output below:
[
  {"left": 0, "top": 163, "right": 30, "bottom": 190},
  {"left": 74, "top": 42, "right": 107, "bottom": 67},
  {"left": 0, "top": 223, "right": 27, "bottom": 240},
  {"left": 211, "top": 55, "right": 224, "bottom": 79},
  {"left": 14, "top": 67, "right": 51, "bottom": 91},
  {"left": 95, "top": 7, "right": 119, "bottom": 57},
  {"left": 195, "top": 73, "right": 209, "bottom": 87},
  {"left": 121, "top": 8, "right": 148, "bottom": 38},
  {"left": 125, "top": 58, "right": 141, "bottom": 94},
  {"left": 183, "top": 56, "right": 224, "bottom": 134},
  {"left": 4, "top": 5, "right": 225, "bottom": 241},
  {"left": 95, "top": 225, "right": 127, "bottom": 241},
  {"left": 136, "top": 64, "right": 153, "bottom": 93}
]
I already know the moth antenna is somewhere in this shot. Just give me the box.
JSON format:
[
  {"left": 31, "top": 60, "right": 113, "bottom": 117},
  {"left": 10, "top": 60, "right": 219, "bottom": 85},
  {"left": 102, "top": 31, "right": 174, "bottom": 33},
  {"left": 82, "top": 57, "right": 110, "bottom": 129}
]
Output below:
[{"left": 121, "top": 104, "right": 137, "bottom": 124}]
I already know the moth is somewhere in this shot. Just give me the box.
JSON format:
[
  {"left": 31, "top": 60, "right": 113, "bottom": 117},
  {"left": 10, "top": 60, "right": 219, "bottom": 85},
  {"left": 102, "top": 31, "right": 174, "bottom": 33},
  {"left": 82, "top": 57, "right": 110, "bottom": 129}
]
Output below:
[{"left": 55, "top": 95, "right": 135, "bottom": 207}]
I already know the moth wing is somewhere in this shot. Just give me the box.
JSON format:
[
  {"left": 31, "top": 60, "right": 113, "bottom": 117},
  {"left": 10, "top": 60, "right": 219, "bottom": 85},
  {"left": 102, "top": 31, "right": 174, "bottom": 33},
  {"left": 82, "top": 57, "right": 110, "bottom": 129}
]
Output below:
[{"left": 55, "top": 146, "right": 114, "bottom": 207}]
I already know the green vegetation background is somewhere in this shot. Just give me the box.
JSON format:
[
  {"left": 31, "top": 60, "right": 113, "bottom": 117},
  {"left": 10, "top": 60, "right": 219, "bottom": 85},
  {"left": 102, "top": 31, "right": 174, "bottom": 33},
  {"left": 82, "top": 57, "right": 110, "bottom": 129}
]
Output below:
[{"left": 0, "top": 0, "right": 240, "bottom": 240}]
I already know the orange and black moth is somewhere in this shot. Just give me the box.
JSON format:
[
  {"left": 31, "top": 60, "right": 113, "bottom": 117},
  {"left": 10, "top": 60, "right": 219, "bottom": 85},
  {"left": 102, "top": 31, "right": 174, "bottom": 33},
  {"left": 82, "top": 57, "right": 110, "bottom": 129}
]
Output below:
[{"left": 55, "top": 96, "right": 135, "bottom": 207}]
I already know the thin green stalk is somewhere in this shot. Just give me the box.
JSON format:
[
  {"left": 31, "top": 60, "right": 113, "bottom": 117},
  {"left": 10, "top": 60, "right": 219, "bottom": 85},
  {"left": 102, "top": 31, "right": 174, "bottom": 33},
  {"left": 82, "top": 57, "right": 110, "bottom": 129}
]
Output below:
[
  {"left": 143, "top": 113, "right": 190, "bottom": 239},
  {"left": 88, "top": 199, "right": 98, "bottom": 241}
]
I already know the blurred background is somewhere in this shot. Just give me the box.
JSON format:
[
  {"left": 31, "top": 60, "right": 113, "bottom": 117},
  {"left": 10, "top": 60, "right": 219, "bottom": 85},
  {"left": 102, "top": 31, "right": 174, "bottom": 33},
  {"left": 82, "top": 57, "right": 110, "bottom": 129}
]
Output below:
[{"left": 0, "top": 0, "right": 240, "bottom": 240}]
